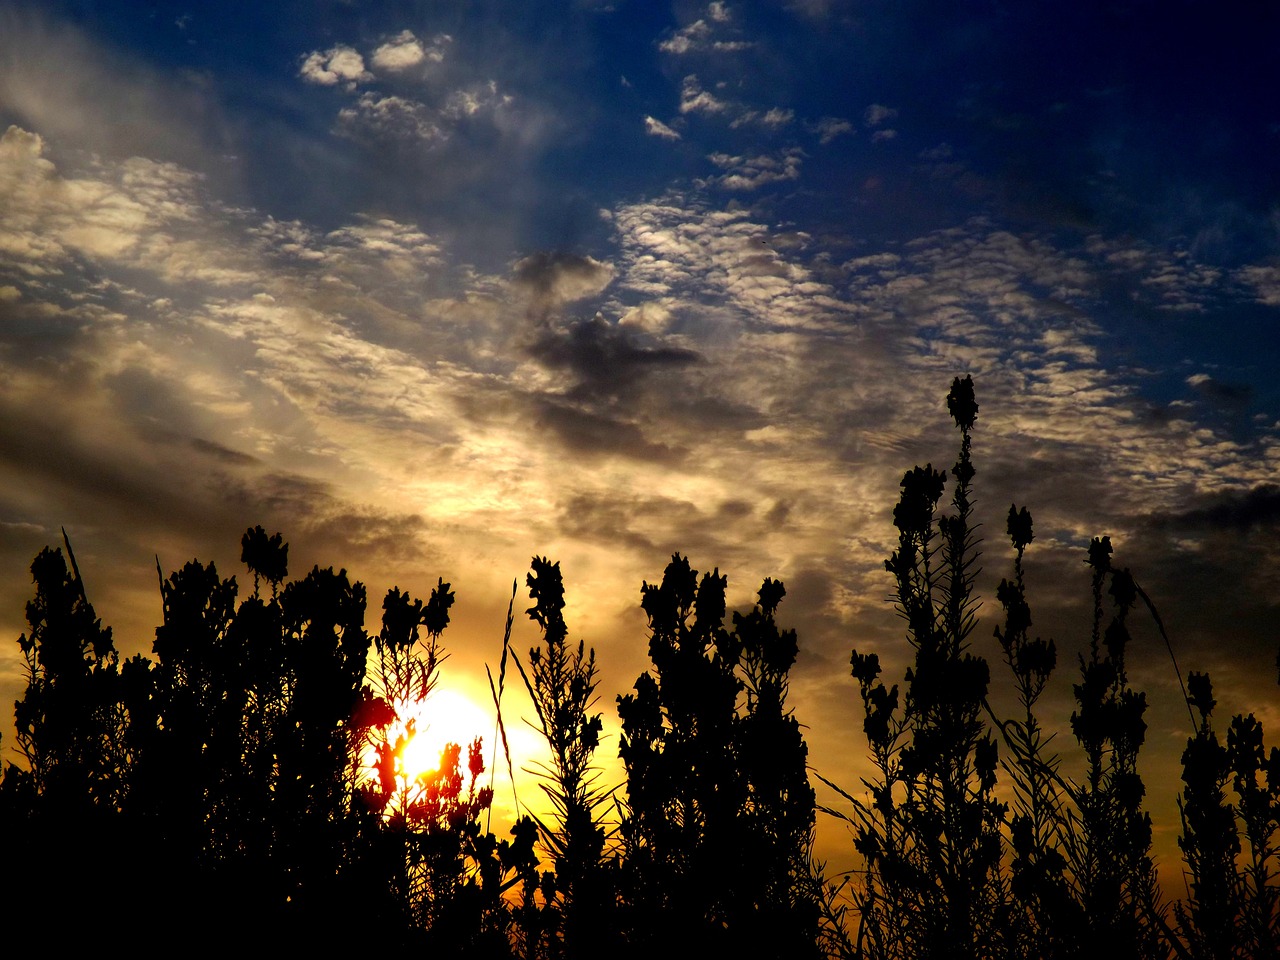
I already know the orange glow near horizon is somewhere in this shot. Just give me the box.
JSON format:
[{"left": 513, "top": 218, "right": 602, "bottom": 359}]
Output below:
[
  {"left": 355, "top": 681, "right": 549, "bottom": 821},
  {"left": 395, "top": 687, "right": 493, "bottom": 781}
]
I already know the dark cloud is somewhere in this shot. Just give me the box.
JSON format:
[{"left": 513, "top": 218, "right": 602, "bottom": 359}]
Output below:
[
  {"left": 555, "top": 492, "right": 664, "bottom": 556},
  {"left": 551, "top": 489, "right": 772, "bottom": 575},
  {"left": 528, "top": 313, "right": 701, "bottom": 400},
  {"left": 187, "top": 437, "right": 260, "bottom": 466},
  {"left": 1187, "top": 374, "right": 1254, "bottom": 411},
  {"left": 512, "top": 252, "right": 615, "bottom": 328},
  {"left": 1148, "top": 484, "right": 1280, "bottom": 534},
  {"left": 531, "top": 398, "right": 683, "bottom": 463}
]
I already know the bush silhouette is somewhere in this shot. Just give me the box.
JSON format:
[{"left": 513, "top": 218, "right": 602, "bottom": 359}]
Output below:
[
  {"left": 616, "top": 554, "right": 820, "bottom": 957},
  {"left": 3, "top": 377, "right": 1278, "bottom": 956}
]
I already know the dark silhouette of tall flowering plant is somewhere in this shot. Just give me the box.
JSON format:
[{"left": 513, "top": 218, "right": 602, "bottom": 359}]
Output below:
[
  {"left": 1174, "top": 672, "right": 1280, "bottom": 958},
  {"left": 514, "top": 556, "right": 612, "bottom": 958},
  {"left": 991, "top": 503, "right": 1082, "bottom": 959},
  {"left": 824, "top": 376, "right": 1009, "bottom": 960},
  {"left": 1058, "top": 537, "right": 1167, "bottom": 956}
]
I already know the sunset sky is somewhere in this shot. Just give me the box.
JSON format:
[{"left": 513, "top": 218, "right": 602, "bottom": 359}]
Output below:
[{"left": 2, "top": 1, "right": 1278, "bottom": 883}]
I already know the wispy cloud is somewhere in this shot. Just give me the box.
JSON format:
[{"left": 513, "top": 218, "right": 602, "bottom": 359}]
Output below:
[
  {"left": 706, "top": 149, "right": 804, "bottom": 191},
  {"left": 644, "top": 116, "right": 681, "bottom": 140},
  {"left": 679, "top": 75, "right": 730, "bottom": 116},
  {"left": 810, "top": 117, "right": 853, "bottom": 144},
  {"left": 659, "top": 4, "right": 751, "bottom": 55}
]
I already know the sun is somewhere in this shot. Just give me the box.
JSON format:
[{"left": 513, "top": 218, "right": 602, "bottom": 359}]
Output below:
[
  {"left": 395, "top": 686, "right": 494, "bottom": 781},
  {"left": 355, "top": 677, "right": 552, "bottom": 823}
]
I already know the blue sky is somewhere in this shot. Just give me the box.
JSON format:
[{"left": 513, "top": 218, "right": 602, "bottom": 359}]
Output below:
[{"left": 1, "top": 0, "right": 1278, "bottom": 882}]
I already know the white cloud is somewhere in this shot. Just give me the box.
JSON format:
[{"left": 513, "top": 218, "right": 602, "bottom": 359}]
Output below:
[
  {"left": 660, "top": 7, "right": 750, "bottom": 55},
  {"left": 706, "top": 149, "right": 803, "bottom": 191},
  {"left": 337, "top": 93, "right": 444, "bottom": 143},
  {"left": 299, "top": 45, "right": 372, "bottom": 86},
  {"left": 660, "top": 20, "right": 711, "bottom": 55},
  {"left": 679, "top": 75, "right": 729, "bottom": 115},
  {"left": 371, "top": 31, "right": 427, "bottom": 71},
  {"left": 730, "top": 107, "right": 795, "bottom": 129},
  {"left": 618, "top": 300, "right": 675, "bottom": 332},
  {"left": 443, "top": 81, "right": 512, "bottom": 119},
  {"left": 1237, "top": 264, "right": 1280, "bottom": 306},
  {"left": 644, "top": 116, "right": 681, "bottom": 140}
]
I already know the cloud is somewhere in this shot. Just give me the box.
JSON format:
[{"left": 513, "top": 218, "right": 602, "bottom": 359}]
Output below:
[
  {"left": 528, "top": 313, "right": 701, "bottom": 401},
  {"left": 730, "top": 107, "right": 795, "bottom": 130},
  {"left": 330, "top": 79, "right": 515, "bottom": 149},
  {"left": 0, "top": 9, "right": 234, "bottom": 175},
  {"left": 530, "top": 399, "right": 683, "bottom": 463},
  {"left": 644, "top": 116, "right": 681, "bottom": 140},
  {"left": 706, "top": 149, "right": 803, "bottom": 191},
  {"left": 1085, "top": 236, "right": 1226, "bottom": 313},
  {"left": 1186, "top": 373, "right": 1253, "bottom": 410},
  {"left": 370, "top": 30, "right": 449, "bottom": 72},
  {"left": 299, "top": 45, "right": 372, "bottom": 86},
  {"left": 443, "top": 81, "right": 513, "bottom": 119},
  {"left": 678, "top": 76, "right": 787, "bottom": 130},
  {"left": 680, "top": 75, "right": 730, "bottom": 115},
  {"left": 660, "top": 20, "right": 712, "bottom": 55},
  {"left": 1149, "top": 483, "right": 1280, "bottom": 534},
  {"left": 1237, "top": 263, "right": 1280, "bottom": 306},
  {"left": 660, "top": 2, "right": 753, "bottom": 55},
  {"left": 512, "top": 252, "right": 615, "bottom": 312},
  {"left": 864, "top": 103, "right": 898, "bottom": 127},
  {"left": 811, "top": 117, "right": 853, "bottom": 144},
  {"left": 337, "top": 93, "right": 444, "bottom": 143}
]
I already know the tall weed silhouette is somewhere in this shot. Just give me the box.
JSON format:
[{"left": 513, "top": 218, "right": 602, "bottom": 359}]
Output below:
[
  {"left": 824, "top": 375, "right": 1279, "bottom": 960},
  {"left": 513, "top": 556, "right": 614, "bottom": 957}
]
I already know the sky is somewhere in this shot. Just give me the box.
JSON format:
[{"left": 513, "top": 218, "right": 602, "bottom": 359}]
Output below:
[{"left": 1, "top": 0, "right": 1278, "bottom": 890}]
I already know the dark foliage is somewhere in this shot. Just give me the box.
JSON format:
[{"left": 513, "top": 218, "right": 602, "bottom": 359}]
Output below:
[
  {"left": 616, "top": 554, "right": 821, "bottom": 958},
  {"left": 2, "top": 376, "right": 1277, "bottom": 957},
  {"left": 823, "top": 376, "right": 1279, "bottom": 960}
]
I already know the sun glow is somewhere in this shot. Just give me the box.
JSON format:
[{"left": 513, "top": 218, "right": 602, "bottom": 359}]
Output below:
[
  {"left": 395, "top": 686, "right": 493, "bottom": 781},
  {"left": 354, "top": 673, "right": 553, "bottom": 828}
]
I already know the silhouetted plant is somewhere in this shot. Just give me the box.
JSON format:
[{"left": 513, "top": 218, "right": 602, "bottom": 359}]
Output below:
[
  {"left": 1173, "top": 672, "right": 1280, "bottom": 959},
  {"left": 8, "top": 536, "right": 124, "bottom": 815},
  {"left": 991, "top": 503, "right": 1081, "bottom": 959},
  {"left": 617, "top": 554, "right": 820, "bottom": 958},
  {"left": 1223, "top": 712, "right": 1280, "bottom": 954},
  {"left": 1060, "top": 538, "right": 1167, "bottom": 957},
  {"left": 823, "top": 376, "right": 1273, "bottom": 960},
  {"left": 512, "top": 556, "right": 614, "bottom": 958},
  {"left": 1175, "top": 671, "right": 1245, "bottom": 959},
  {"left": 824, "top": 376, "right": 1010, "bottom": 960},
  {"left": 9, "top": 394, "right": 1280, "bottom": 958}
]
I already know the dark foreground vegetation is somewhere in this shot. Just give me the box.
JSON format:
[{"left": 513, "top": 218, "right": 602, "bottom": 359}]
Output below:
[{"left": 1, "top": 378, "right": 1276, "bottom": 957}]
